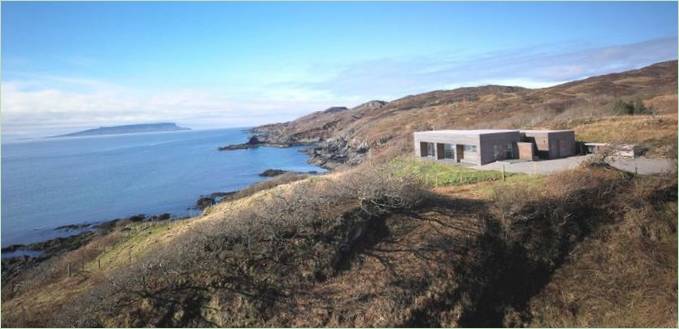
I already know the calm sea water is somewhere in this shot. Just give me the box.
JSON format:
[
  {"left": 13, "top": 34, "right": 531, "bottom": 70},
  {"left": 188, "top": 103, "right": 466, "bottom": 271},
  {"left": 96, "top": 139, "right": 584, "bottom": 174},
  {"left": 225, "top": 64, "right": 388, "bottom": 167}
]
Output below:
[{"left": 1, "top": 128, "right": 322, "bottom": 247}]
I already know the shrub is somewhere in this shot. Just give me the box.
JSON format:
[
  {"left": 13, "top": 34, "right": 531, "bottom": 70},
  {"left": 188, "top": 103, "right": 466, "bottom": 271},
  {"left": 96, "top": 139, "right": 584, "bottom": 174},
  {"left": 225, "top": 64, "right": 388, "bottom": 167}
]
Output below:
[
  {"left": 611, "top": 99, "right": 654, "bottom": 116},
  {"left": 56, "top": 161, "right": 430, "bottom": 327}
]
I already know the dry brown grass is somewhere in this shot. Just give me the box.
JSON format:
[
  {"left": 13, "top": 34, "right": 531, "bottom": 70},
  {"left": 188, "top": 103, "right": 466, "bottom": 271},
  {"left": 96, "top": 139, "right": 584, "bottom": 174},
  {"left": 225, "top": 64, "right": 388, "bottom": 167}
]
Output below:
[
  {"left": 570, "top": 114, "right": 678, "bottom": 157},
  {"left": 256, "top": 61, "right": 677, "bottom": 169},
  {"left": 526, "top": 175, "right": 677, "bottom": 327},
  {"left": 3, "top": 161, "right": 676, "bottom": 327}
]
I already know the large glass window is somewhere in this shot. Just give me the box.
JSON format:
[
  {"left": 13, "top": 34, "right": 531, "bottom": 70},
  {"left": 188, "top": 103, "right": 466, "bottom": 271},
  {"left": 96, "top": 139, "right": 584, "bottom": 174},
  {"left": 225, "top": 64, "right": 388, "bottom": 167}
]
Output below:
[
  {"left": 425, "top": 143, "right": 434, "bottom": 157},
  {"left": 506, "top": 143, "right": 515, "bottom": 158},
  {"left": 493, "top": 145, "right": 502, "bottom": 159},
  {"left": 492, "top": 144, "right": 515, "bottom": 160},
  {"left": 443, "top": 144, "right": 455, "bottom": 159}
]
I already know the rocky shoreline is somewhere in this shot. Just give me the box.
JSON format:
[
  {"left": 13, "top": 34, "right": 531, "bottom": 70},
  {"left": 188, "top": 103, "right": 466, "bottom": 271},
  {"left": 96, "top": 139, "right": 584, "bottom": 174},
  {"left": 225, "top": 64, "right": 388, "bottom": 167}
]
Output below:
[
  {"left": 195, "top": 191, "right": 237, "bottom": 210},
  {"left": 219, "top": 130, "right": 370, "bottom": 170},
  {"left": 1, "top": 212, "right": 178, "bottom": 280},
  {"left": 2, "top": 213, "right": 175, "bottom": 255},
  {"left": 2, "top": 137, "right": 329, "bottom": 279},
  {"left": 3, "top": 166, "right": 319, "bottom": 263},
  {"left": 259, "top": 168, "right": 319, "bottom": 177},
  {"left": 217, "top": 135, "right": 299, "bottom": 151}
]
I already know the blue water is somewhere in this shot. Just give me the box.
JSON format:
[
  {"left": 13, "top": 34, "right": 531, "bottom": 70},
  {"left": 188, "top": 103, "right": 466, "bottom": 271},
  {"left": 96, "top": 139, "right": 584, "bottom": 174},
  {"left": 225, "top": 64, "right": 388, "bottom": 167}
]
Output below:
[{"left": 1, "top": 128, "right": 322, "bottom": 247}]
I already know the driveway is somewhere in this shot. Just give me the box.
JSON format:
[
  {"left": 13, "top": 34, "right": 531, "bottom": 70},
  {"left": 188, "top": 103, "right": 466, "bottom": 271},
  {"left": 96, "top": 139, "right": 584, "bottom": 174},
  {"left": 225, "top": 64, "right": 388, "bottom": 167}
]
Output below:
[{"left": 471, "top": 155, "right": 675, "bottom": 175}]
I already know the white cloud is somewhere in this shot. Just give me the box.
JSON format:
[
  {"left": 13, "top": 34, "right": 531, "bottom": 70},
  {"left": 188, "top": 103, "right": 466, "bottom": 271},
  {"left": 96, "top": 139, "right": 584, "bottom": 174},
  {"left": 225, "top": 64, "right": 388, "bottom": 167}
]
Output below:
[
  {"left": 2, "top": 37, "right": 676, "bottom": 138},
  {"left": 0, "top": 78, "right": 357, "bottom": 137}
]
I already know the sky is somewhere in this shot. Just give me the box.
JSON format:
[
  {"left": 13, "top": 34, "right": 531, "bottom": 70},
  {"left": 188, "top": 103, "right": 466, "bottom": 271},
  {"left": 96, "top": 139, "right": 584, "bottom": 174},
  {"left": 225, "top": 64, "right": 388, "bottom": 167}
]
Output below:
[{"left": 2, "top": 2, "right": 678, "bottom": 138}]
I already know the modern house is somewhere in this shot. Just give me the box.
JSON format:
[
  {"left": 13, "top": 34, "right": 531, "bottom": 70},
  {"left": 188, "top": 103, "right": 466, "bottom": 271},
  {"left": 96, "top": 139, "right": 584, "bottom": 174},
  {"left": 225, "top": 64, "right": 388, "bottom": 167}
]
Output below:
[
  {"left": 414, "top": 129, "right": 521, "bottom": 165},
  {"left": 413, "top": 129, "right": 577, "bottom": 165}
]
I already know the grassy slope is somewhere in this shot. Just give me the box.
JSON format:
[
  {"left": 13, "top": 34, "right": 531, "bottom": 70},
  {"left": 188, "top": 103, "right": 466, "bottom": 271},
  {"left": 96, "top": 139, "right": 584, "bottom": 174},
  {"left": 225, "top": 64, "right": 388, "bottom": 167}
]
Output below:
[
  {"left": 2, "top": 176, "right": 315, "bottom": 326},
  {"left": 2, "top": 61, "right": 677, "bottom": 327},
  {"left": 3, "top": 159, "right": 675, "bottom": 327},
  {"left": 255, "top": 61, "right": 677, "bottom": 161}
]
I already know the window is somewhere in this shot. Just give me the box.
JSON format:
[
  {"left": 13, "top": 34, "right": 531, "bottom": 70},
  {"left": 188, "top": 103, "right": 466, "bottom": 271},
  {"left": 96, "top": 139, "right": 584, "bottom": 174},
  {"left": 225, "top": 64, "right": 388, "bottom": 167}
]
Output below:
[
  {"left": 463, "top": 144, "right": 477, "bottom": 152},
  {"left": 492, "top": 144, "right": 515, "bottom": 160},
  {"left": 443, "top": 144, "right": 455, "bottom": 159},
  {"left": 506, "top": 143, "right": 515, "bottom": 158},
  {"left": 421, "top": 142, "right": 435, "bottom": 157}
]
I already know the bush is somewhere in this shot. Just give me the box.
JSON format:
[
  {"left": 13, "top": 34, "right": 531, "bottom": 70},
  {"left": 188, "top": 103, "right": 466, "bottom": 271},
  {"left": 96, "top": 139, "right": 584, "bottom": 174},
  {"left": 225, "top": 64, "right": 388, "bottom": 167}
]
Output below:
[
  {"left": 611, "top": 99, "right": 654, "bottom": 116},
  {"left": 56, "top": 161, "right": 430, "bottom": 327}
]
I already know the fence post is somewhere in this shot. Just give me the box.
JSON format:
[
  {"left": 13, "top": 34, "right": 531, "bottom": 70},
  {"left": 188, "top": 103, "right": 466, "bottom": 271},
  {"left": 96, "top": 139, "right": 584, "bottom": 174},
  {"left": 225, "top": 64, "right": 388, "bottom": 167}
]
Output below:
[
  {"left": 98, "top": 258, "right": 101, "bottom": 270},
  {"left": 502, "top": 164, "right": 506, "bottom": 181},
  {"left": 67, "top": 263, "right": 71, "bottom": 277}
]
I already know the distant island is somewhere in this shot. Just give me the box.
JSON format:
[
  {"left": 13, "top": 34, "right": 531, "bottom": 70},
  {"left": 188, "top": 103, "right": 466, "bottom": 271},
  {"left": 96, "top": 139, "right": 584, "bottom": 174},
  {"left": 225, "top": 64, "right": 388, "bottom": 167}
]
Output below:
[{"left": 55, "top": 122, "right": 190, "bottom": 137}]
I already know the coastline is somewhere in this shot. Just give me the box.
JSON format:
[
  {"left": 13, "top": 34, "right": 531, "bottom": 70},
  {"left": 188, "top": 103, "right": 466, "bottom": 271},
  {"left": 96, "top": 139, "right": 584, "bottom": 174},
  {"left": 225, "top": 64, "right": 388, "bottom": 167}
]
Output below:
[
  {"left": 219, "top": 128, "right": 357, "bottom": 170},
  {"left": 1, "top": 153, "right": 324, "bottom": 277},
  {"left": 2, "top": 128, "right": 322, "bottom": 249}
]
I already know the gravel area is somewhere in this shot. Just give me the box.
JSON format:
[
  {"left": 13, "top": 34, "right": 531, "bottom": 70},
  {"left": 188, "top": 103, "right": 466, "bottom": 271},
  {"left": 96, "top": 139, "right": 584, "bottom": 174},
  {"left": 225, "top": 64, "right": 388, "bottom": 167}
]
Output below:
[{"left": 471, "top": 155, "right": 675, "bottom": 175}]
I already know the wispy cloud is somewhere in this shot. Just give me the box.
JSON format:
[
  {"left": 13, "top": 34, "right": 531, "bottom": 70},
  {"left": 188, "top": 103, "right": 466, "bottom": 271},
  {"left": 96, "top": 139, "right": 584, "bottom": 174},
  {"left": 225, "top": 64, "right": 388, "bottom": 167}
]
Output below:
[
  {"left": 0, "top": 78, "right": 357, "bottom": 137},
  {"left": 2, "top": 37, "right": 676, "bottom": 138},
  {"left": 293, "top": 37, "right": 678, "bottom": 99}
]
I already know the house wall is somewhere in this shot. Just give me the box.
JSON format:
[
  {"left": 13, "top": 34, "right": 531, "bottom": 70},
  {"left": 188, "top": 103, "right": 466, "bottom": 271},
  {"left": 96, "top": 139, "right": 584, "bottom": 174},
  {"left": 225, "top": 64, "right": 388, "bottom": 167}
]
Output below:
[
  {"left": 413, "top": 132, "right": 482, "bottom": 164},
  {"left": 517, "top": 142, "right": 536, "bottom": 160},
  {"left": 522, "top": 130, "right": 576, "bottom": 159},
  {"left": 479, "top": 131, "right": 521, "bottom": 164},
  {"left": 549, "top": 131, "right": 576, "bottom": 158},
  {"left": 527, "top": 132, "right": 550, "bottom": 158}
]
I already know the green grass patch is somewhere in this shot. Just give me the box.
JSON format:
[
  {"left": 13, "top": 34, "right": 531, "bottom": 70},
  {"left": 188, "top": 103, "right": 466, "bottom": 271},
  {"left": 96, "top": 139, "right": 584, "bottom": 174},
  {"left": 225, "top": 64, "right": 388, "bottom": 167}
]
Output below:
[
  {"left": 389, "top": 157, "right": 519, "bottom": 187},
  {"left": 477, "top": 173, "right": 546, "bottom": 198},
  {"left": 92, "top": 221, "right": 175, "bottom": 271}
]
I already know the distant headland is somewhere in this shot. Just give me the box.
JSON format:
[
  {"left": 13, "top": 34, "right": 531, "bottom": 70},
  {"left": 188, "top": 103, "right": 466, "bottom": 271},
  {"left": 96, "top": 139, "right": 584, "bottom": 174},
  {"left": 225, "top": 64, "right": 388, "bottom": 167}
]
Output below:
[{"left": 55, "top": 122, "right": 191, "bottom": 137}]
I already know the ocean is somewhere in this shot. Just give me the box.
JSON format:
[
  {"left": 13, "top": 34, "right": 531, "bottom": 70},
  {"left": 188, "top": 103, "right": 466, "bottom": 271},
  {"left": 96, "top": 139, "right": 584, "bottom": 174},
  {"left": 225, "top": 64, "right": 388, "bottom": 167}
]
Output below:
[{"left": 1, "top": 128, "right": 322, "bottom": 247}]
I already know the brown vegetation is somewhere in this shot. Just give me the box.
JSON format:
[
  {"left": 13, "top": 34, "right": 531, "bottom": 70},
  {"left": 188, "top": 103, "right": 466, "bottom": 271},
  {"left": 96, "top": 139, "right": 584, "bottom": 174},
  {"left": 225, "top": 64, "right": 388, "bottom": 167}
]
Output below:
[
  {"left": 3, "top": 61, "right": 677, "bottom": 327},
  {"left": 3, "top": 159, "right": 675, "bottom": 327},
  {"left": 254, "top": 61, "right": 677, "bottom": 167}
]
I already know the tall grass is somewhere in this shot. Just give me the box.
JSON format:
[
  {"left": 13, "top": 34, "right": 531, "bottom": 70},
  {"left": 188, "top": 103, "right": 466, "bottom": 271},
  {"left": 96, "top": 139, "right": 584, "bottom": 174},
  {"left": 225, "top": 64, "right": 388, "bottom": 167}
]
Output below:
[{"left": 389, "top": 157, "right": 515, "bottom": 187}]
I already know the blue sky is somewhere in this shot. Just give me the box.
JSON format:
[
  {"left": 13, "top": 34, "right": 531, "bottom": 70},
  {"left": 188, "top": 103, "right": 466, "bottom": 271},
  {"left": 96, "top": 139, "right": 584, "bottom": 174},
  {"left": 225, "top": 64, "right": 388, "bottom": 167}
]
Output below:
[{"left": 2, "top": 2, "right": 677, "bottom": 137}]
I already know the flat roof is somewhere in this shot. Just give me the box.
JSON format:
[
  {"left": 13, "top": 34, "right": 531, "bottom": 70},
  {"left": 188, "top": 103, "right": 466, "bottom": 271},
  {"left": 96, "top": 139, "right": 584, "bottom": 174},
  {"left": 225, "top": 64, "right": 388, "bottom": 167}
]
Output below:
[
  {"left": 415, "top": 129, "right": 519, "bottom": 135},
  {"left": 521, "top": 129, "right": 574, "bottom": 133}
]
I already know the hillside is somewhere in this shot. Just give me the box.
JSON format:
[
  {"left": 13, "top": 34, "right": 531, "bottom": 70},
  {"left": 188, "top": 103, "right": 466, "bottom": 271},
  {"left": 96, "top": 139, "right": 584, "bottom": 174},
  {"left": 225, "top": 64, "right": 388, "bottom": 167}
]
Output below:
[
  {"left": 2, "top": 61, "right": 677, "bottom": 327},
  {"left": 252, "top": 61, "right": 678, "bottom": 168},
  {"left": 2, "top": 159, "right": 676, "bottom": 327},
  {"left": 56, "top": 122, "right": 190, "bottom": 137}
]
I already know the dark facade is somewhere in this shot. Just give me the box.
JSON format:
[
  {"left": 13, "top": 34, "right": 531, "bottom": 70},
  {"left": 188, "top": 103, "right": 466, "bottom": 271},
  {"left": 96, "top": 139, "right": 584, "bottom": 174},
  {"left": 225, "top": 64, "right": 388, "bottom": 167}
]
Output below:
[
  {"left": 521, "top": 130, "right": 576, "bottom": 159},
  {"left": 414, "top": 129, "right": 577, "bottom": 165}
]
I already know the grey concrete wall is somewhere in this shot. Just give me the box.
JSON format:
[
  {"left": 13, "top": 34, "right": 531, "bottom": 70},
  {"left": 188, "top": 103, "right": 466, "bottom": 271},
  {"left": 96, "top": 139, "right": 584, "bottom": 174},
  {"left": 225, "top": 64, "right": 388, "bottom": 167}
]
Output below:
[
  {"left": 549, "top": 131, "right": 576, "bottom": 158},
  {"left": 522, "top": 130, "right": 576, "bottom": 159},
  {"left": 523, "top": 132, "right": 550, "bottom": 158},
  {"left": 479, "top": 131, "right": 521, "bottom": 164},
  {"left": 413, "top": 131, "right": 482, "bottom": 164}
]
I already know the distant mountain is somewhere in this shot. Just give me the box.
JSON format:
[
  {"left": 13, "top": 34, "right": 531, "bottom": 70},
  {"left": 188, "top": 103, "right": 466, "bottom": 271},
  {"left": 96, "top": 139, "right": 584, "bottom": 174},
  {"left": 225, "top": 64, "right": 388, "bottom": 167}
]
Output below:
[{"left": 56, "top": 123, "right": 190, "bottom": 137}]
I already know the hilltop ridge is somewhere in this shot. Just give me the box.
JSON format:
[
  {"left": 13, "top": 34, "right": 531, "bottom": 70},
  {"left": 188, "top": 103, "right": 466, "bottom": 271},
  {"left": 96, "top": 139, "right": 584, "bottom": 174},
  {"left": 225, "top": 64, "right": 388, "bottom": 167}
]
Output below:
[{"left": 252, "top": 60, "right": 678, "bottom": 168}]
